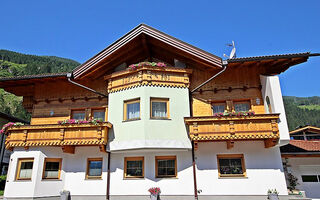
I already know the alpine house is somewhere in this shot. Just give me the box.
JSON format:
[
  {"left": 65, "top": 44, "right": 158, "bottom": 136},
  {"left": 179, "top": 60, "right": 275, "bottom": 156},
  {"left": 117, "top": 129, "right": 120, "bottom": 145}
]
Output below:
[{"left": 0, "top": 24, "right": 319, "bottom": 200}]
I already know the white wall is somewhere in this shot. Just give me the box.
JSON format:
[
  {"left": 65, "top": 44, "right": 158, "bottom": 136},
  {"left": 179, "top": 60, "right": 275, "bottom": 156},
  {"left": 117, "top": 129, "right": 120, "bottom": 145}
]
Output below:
[
  {"left": 196, "top": 141, "right": 288, "bottom": 196},
  {"left": 110, "top": 149, "right": 194, "bottom": 196},
  {"left": 4, "top": 146, "right": 109, "bottom": 198},
  {"left": 108, "top": 86, "right": 191, "bottom": 151},
  {"left": 260, "top": 75, "right": 290, "bottom": 144},
  {"left": 285, "top": 157, "right": 320, "bottom": 199}
]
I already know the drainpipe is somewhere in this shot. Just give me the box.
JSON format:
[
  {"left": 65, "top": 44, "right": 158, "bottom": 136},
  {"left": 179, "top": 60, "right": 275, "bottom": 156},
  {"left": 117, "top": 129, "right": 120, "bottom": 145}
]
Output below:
[
  {"left": 66, "top": 72, "right": 110, "bottom": 199},
  {"left": 189, "top": 61, "right": 227, "bottom": 200},
  {"left": 66, "top": 73, "right": 108, "bottom": 98},
  {"left": 106, "top": 151, "right": 111, "bottom": 200},
  {"left": 191, "top": 61, "right": 227, "bottom": 93}
]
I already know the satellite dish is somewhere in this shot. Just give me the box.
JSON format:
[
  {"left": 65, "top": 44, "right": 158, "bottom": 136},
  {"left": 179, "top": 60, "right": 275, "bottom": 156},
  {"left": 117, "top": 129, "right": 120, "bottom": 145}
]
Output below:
[{"left": 224, "top": 41, "right": 236, "bottom": 59}]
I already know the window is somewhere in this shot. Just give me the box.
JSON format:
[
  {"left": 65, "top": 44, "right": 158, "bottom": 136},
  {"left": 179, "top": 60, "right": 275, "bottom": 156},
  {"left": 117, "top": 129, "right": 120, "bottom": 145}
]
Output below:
[
  {"left": 234, "top": 101, "right": 250, "bottom": 112},
  {"left": 217, "top": 154, "right": 246, "bottom": 177},
  {"left": 212, "top": 103, "right": 225, "bottom": 114},
  {"left": 71, "top": 110, "right": 86, "bottom": 120},
  {"left": 151, "top": 98, "right": 169, "bottom": 119},
  {"left": 155, "top": 156, "right": 177, "bottom": 178},
  {"left": 124, "top": 98, "right": 140, "bottom": 121},
  {"left": 92, "top": 109, "right": 105, "bottom": 121},
  {"left": 42, "top": 158, "right": 62, "bottom": 179},
  {"left": 124, "top": 157, "right": 144, "bottom": 178},
  {"left": 86, "top": 158, "right": 103, "bottom": 179},
  {"left": 16, "top": 158, "right": 34, "bottom": 180},
  {"left": 266, "top": 96, "right": 272, "bottom": 113},
  {"left": 301, "top": 175, "right": 319, "bottom": 182}
]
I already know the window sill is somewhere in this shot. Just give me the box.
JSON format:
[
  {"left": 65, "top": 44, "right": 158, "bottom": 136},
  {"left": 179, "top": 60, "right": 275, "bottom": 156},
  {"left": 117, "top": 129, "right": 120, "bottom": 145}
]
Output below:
[
  {"left": 14, "top": 179, "right": 32, "bottom": 182},
  {"left": 123, "top": 177, "right": 145, "bottom": 180},
  {"left": 156, "top": 176, "right": 178, "bottom": 179},
  {"left": 85, "top": 176, "right": 103, "bottom": 180},
  {"left": 122, "top": 118, "right": 141, "bottom": 122},
  {"left": 41, "top": 179, "right": 62, "bottom": 181},
  {"left": 218, "top": 175, "right": 247, "bottom": 179},
  {"left": 150, "top": 118, "right": 171, "bottom": 120}
]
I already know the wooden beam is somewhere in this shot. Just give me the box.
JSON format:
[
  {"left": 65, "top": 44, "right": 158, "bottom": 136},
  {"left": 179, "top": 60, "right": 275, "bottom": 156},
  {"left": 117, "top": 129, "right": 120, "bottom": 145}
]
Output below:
[
  {"left": 62, "top": 146, "right": 75, "bottom": 154},
  {"left": 99, "top": 145, "right": 106, "bottom": 153},
  {"left": 141, "top": 34, "right": 151, "bottom": 61},
  {"left": 227, "top": 140, "right": 234, "bottom": 149},
  {"left": 264, "top": 139, "right": 278, "bottom": 148}
]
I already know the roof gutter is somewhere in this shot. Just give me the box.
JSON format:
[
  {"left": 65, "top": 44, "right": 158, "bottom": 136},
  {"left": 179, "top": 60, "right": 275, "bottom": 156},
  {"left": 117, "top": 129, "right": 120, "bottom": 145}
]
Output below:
[
  {"left": 191, "top": 60, "right": 227, "bottom": 93},
  {"left": 66, "top": 73, "right": 108, "bottom": 98}
]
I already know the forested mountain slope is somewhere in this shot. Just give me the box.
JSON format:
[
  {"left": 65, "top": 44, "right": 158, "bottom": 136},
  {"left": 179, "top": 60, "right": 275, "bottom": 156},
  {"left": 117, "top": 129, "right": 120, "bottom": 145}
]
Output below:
[{"left": 0, "top": 50, "right": 80, "bottom": 121}]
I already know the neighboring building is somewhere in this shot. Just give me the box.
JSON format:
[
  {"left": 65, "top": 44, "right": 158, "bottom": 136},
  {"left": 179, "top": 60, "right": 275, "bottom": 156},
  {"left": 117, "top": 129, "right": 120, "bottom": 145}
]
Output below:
[
  {"left": 0, "top": 24, "right": 319, "bottom": 200},
  {"left": 0, "top": 112, "right": 28, "bottom": 175},
  {"left": 281, "top": 126, "right": 320, "bottom": 199}
]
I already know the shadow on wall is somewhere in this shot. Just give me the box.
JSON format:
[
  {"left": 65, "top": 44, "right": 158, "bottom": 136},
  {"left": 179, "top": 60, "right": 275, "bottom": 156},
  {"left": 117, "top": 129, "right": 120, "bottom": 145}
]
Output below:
[{"left": 196, "top": 141, "right": 284, "bottom": 172}]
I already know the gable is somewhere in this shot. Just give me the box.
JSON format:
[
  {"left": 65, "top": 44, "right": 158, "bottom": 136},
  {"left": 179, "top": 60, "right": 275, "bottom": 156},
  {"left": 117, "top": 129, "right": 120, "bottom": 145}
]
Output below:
[{"left": 72, "top": 24, "right": 223, "bottom": 80}]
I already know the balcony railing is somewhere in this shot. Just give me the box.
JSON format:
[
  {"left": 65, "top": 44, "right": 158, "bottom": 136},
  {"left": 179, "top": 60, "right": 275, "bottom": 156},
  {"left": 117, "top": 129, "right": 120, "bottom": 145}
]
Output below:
[
  {"left": 184, "top": 114, "right": 280, "bottom": 149},
  {"left": 5, "top": 122, "right": 112, "bottom": 153}
]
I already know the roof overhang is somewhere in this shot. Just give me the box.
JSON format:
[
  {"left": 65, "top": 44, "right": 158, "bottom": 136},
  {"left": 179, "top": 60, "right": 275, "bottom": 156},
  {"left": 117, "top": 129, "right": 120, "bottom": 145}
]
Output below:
[
  {"left": 290, "top": 125, "right": 320, "bottom": 135},
  {"left": 226, "top": 52, "right": 320, "bottom": 75},
  {"left": 72, "top": 24, "right": 223, "bottom": 79}
]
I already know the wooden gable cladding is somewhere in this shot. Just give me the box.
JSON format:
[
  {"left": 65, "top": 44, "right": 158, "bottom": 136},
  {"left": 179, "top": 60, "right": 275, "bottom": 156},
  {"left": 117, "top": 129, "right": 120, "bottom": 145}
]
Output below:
[
  {"left": 5, "top": 122, "right": 112, "bottom": 153},
  {"left": 104, "top": 66, "right": 192, "bottom": 93},
  {"left": 184, "top": 114, "right": 280, "bottom": 149},
  {"left": 190, "top": 63, "right": 265, "bottom": 116}
]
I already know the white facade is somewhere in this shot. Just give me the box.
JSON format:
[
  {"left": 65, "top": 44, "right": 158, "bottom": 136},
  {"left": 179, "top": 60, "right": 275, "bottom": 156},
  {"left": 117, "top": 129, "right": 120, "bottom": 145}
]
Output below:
[
  {"left": 284, "top": 157, "right": 320, "bottom": 199},
  {"left": 260, "top": 75, "right": 290, "bottom": 144},
  {"left": 5, "top": 146, "right": 109, "bottom": 198},
  {"left": 196, "top": 141, "right": 288, "bottom": 196}
]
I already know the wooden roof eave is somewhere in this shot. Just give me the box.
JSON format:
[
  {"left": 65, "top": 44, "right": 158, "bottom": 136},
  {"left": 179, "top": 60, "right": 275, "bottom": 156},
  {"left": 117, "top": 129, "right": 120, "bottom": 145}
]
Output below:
[{"left": 72, "top": 24, "right": 222, "bottom": 79}]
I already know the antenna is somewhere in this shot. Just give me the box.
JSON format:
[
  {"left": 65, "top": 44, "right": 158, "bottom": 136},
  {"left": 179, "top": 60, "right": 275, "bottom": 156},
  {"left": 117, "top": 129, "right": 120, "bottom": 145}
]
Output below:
[{"left": 224, "top": 41, "right": 236, "bottom": 59}]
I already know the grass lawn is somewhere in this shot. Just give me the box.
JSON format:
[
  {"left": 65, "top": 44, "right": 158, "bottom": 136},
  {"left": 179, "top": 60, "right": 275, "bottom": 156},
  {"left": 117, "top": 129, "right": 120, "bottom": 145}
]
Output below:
[{"left": 0, "top": 190, "right": 3, "bottom": 196}]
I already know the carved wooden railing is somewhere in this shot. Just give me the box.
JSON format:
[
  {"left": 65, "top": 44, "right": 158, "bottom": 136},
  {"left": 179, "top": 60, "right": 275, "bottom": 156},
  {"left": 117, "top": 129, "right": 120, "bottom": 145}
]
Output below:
[
  {"left": 184, "top": 114, "right": 280, "bottom": 149},
  {"left": 5, "top": 122, "right": 112, "bottom": 153},
  {"left": 104, "top": 66, "right": 192, "bottom": 93}
]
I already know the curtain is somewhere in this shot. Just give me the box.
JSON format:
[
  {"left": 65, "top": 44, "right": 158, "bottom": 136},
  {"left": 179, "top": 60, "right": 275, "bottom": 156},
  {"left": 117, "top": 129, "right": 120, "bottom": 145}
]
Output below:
[
  {"left": 19, "top": 162, "right": 33, "bottom": 179},
  {"left": 89, "top": 161, "right": 102, "bottom": 176},
  {"left": 127, "top": 102, "right": 140, "bottom": 119},
  {"left": 152, "top": 102, "right": 167, "bottom": 118}
]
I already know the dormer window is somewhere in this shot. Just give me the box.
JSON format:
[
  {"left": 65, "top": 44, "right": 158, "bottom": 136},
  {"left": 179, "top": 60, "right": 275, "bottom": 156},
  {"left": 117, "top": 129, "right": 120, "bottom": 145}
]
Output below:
[
  {"left": 124, "top": 98, "right": 140, "bottom": 121},
  {"left": 151, "top": 98, "right": 169, "bottom": 119}
]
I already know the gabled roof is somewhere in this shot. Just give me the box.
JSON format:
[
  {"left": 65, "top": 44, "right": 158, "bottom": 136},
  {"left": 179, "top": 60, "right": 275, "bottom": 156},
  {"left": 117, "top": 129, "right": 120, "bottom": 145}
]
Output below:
[
  {"left": 290, "top": 125, "right": 320, "bottom": 135},
  {"left": 72, "top": 24, "right": 223, "bottom": 79},
  {"left": 0, "top": 112, "right": 29, "bottom": 124}
]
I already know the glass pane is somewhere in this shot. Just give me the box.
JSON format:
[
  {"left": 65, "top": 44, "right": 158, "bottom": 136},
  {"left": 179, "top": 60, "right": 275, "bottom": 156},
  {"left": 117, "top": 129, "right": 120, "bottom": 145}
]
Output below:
[
  {"left": 126, "top": 160, "right": 143, "bottom": 177},
  {"left": 219, "top": 158, "right": 243, "bottom": 175},
  {"left": 292, "top": 136, "right": 305, "bottom": 140},
  {"left": 302, "top": 175, "right": 318, "bottom": 182},
  {"left": 72, "top": 112, "right": 85, "bottom": 120},
  {"left": 88, "top": 160, "right": 102, "bottom": 176},
  {"left": 306, "top": 135, "right": 320, "bottom": 140},
  {"left": 127, "top": 102, "right": 140, "bottom": 120},
  {"left": 44, "top": 161, "right": 60, "bottom": 179},
  {"left": 234, "top": 103, "right": 249, "bottom": 112},
  {"left": 152, "top": 101, "right": 167, "bottom": 118},
  {"left": 19, "top": 161, "right": 33, "bottom": 179},
  {"left": 93, "top": 110, "right": 105, "bottom": 121},
  {"left": 212, "top": 105, "right": 225, "bottom": 113},
  {"left": 157, "top": 159, "right": 175, "bottom": 176}
]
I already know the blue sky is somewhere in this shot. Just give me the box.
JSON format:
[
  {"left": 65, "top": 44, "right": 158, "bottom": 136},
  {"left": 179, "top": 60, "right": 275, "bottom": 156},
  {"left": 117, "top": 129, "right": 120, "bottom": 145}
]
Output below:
[{"left": 0, "top": 1, "right": 319, "bottom": 97}]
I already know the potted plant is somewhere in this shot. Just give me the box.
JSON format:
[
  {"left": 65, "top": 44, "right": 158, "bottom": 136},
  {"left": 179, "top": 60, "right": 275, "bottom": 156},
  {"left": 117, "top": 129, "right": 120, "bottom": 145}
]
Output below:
[
  {"left": 148, "top": 187, "right": 161, "bottom": 200},
  {"left": 267, "top": 189, "right": 279, "bottom": 200}
]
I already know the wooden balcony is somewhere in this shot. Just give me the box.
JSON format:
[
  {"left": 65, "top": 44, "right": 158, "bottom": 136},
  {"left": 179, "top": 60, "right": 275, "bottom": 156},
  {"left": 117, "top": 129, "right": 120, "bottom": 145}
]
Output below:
[
  {"left": 5, "top": 122, "right": 112, "bottom": 153},
  {"left": 184, "top": 114, "right": 280, "bottom": 149}
]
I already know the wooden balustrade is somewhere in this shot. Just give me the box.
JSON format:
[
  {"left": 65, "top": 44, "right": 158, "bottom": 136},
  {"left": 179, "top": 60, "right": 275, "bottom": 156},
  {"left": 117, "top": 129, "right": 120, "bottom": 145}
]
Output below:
[
  {"left": 184, "top": 114, "right": 280, "bottom": 149},
  {"left": 5, "top": 122, "right": 112, "bottom": 153}
]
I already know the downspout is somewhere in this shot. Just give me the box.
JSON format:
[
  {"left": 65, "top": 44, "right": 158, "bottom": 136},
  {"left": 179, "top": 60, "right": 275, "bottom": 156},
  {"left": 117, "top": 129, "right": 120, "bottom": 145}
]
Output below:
[
  {"left": 66, "top": 73, "right": 108, "bottom": 98},
  {"left": 66, "top": 72, "right": 110, "bottom": 199},
  {"left": 191, "top": 61, "right": 227, "bottom": 93},
  {"left": 189, "top": 61, "right": 227, "bottom": 200}
]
